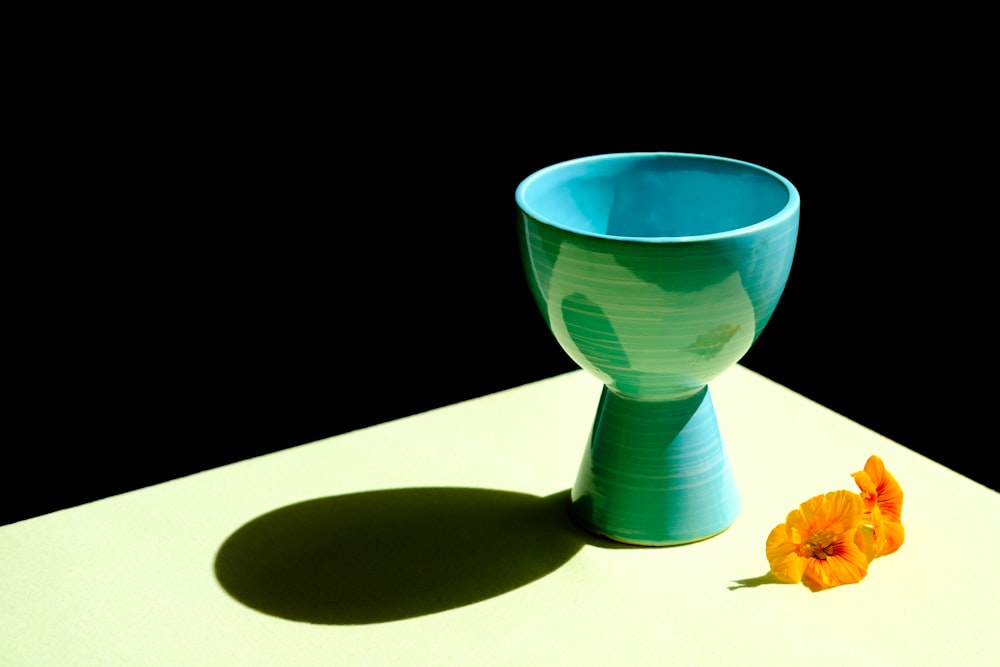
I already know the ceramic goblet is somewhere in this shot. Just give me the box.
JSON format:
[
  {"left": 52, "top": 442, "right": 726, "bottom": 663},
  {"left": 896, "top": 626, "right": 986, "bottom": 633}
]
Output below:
[{"left": 516, "top": 152, "right": 799, "bottom": 546}]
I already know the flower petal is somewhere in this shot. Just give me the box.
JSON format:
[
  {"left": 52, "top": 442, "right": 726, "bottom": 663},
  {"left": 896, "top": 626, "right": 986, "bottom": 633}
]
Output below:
[
  {"left": 864, "top": 455, "right": 904, "bottom": 522},
  {"left": 854, "top": 521, "right": 876, "bottom": 562},
  {"left": 823, "top": 489, "right": 865, "bottom": 533},
  {"left": 766, "top": 524, "right": 808, "bottom": 583},
  {"left": 878, "top": 520, "right": 905, "bottom": 556},
  {"left": 852, "top": 470, "right": 877, "bottom": 512},
  {"left": 784, "top": 506, "right": 811, "bottom": 542},
  {"left": 868, "top": 505, "right": 888, "bottom": 558},
  {"left": 802, "top": 530, "right": 869, "bottom": 590}
]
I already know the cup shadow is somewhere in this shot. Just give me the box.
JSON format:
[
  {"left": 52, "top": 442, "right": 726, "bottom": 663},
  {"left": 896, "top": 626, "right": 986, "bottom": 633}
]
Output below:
[{"left": 214, "top": 487, "right": 631, "bottom": 625}]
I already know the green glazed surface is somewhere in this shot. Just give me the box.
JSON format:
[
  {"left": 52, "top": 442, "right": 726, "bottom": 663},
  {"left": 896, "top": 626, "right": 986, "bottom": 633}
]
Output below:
[{"left": 516, "top": 153, "right": 799, "bottom": 545}]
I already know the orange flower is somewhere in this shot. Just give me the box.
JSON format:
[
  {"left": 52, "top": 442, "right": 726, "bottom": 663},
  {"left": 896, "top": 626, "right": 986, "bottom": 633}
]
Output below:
[
  {"left": 852, "top": 455, "right": 904, "bottom": 556},
  {"left": 766, "top": 490, "right": 869, "bottom": 591}
]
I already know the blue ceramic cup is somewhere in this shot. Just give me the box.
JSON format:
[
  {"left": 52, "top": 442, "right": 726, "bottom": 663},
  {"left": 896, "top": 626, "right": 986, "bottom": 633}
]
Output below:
[{"left": 516, "top": 152, "right": 799, "bottom": 545}]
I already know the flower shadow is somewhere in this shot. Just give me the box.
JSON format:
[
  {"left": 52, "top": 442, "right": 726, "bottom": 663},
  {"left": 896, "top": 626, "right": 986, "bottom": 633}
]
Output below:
[
  {"left": 727, "top": 571, "right": 784, "bottom": 590},
  {"left": 214, "top": 487, "right": 629, "bottom": 625}
]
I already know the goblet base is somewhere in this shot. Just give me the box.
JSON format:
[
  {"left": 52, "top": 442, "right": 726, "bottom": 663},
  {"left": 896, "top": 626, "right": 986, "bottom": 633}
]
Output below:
[{"left": 570, "top": 385, "right": 740, "bottom": 546}]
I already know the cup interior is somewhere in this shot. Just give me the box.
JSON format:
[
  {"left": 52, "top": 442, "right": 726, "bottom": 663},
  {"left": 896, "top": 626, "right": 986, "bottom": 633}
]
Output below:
[{"left": 517, "top": 153, "right": 794, "bottom": 239}]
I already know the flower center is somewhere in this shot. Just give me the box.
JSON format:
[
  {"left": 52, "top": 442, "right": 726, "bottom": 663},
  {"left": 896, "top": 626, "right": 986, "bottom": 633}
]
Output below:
[{"left": 802, "top": 530, "right": 838, "bottom": 560}]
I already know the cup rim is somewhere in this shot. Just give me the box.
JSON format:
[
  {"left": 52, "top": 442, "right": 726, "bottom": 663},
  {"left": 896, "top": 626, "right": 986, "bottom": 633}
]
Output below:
[{"left": 515, "top": 152, "right": 800, "bottom": 243}]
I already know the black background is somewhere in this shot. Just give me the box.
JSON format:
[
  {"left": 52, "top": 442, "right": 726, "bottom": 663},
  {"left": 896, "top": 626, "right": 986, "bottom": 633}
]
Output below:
[{"left": 5, "top": 47, "right": 993, "bottom": 526}]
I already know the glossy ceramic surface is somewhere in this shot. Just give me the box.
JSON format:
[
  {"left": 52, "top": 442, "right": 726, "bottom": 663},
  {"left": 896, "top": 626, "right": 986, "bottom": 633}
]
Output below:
[{"left": 516, "top": 152, "right": 799, "bottom": 545}]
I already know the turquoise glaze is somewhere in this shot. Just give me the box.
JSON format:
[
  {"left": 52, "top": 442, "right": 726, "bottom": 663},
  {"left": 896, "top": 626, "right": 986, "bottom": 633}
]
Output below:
[{"left": 516, "top": 153, "right": 799, "bottom": 545}]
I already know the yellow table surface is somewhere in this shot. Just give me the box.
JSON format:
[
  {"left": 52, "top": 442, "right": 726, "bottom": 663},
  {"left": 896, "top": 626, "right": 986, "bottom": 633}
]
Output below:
[{"left": 3, "top": 366, "right": 998, "bottom": 666}]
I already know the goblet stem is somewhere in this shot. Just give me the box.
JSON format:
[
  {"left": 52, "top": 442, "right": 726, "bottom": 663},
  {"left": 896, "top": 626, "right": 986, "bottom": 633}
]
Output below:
[{"left": 570, "top": 385, "right": 740, "bottom": 546}]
